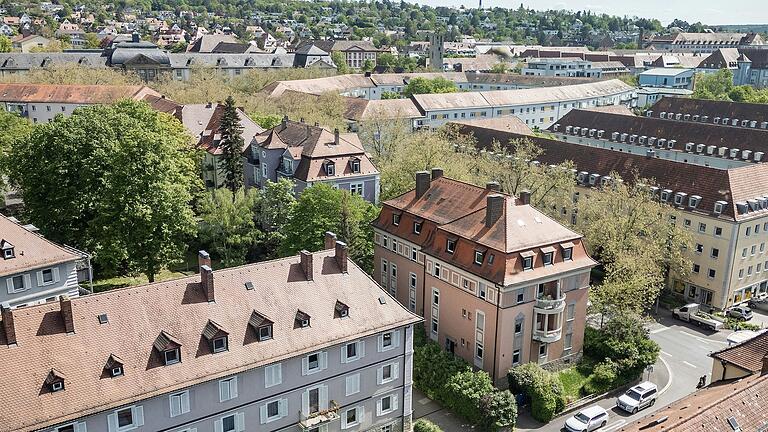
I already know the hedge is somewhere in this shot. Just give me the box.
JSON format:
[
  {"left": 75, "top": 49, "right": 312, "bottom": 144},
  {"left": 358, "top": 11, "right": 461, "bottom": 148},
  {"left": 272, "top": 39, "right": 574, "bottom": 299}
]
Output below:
[
  {"left": 413, "top": 419, "right": 443, "bottom": 432},
  {"left": 507, "top": 363, "right": 566, "bottom": 423}
]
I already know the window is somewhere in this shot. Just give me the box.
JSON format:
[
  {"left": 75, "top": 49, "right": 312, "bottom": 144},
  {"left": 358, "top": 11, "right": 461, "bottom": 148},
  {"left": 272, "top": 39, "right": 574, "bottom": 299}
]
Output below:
[
  {"left": 512, "top": 349, "right": 521, "bottom": 365},
  {"left": 739, "top": 269, "right": 744, "bottom": 279},
  {"left": 377, "top": 395, "right": 398, "bottom": 416},
  {"left": 391, "top": 239, "right": 397, "bottom": 252},
  {"left": 522, "top": 256, "right": 533, "bottom": 270},
  {"left": 446, "top": 239, "right": 456, "bottom": 253},
  {"left": 753, "top": 245, "right": 758, "bottom": 255},
  {"left": 564, "top": 333, "right": 573, "bottom": 350},
  {"left": 42, "top": 268, "right": 54, "bottom": 284},
  {"left": 474, "top": 251, "right": 484, "bottom": 265},
  {"left": 350, "top": 183, "right": 364, "bottom": 195},
  {"left": 684, "top": 219, "right": 691, "bottom": 228},
  {"left": 111, "top": 366, "right": 123, "bottom": 377},
  {"left": 379, "top": 330, "right": 399, "bottom": 351},
  {"left": 699, "top": 223, "right": 707, "bottom": 233},
  {"left": 743, "top": 248, "right": 748, "bottom": 258},
  {"left": 762, "top": 243, "right": 766, "bottom": 253},
  {"left": 562, "top": 247, "right": 573, "bottom": 261},
  {"left": 213, "top": 336, "right": 228, "bottom": 353},
  {"left": 261, "top": 398, "right": 287, "bottom": 424},
  {"left": 392, "top": 214, "right": 400, "bottom": 226},
  {"left": 708, "top": 268, "right": 716, "bottom": 279},
  {"left": 543, "top": 252, "right": 553, "bottom": 266},
  {"left": 108, "top": 406, "right": 144, "bottom": 431},
  {"left": 378, "top": 363, "right": 398, "bottom": 384},
  {"left": 539, "top": 344, "right": 547, "bottom": 357},
  {"left": 343, "top": 341, "right": 363, "bottom": 363},
  {"left": 433, "top": 262, "right": 441, "bottom": 277},
  {"left": 413, "top": 221, "right": 422, "bottom": 234},
  {"left": 695, "top": 243, "right": 703, "bottom": 254},
  {"left": 692, "top": 263, "right": 700, "bottom": 273},
  {"left": 219, "top": 377, "right": 238, "bottom": 402},
  {"left": 265, "top": 363, "right": 282, "bottom": 388},
  {"left": 346, "top": 373, "right": 360, "bottom": 396},
  {"left": 516, "top": 290, "right": 524, "bottom": 304},
  {"left": 410, "top": 248, "right": 417, "bottom": 261},
  {"left": 514, "top": 321, "right": 523, "bottom": 334},
  {"left": 715, "top": 226, "right": 723, "bottom": 236},
  {"left": 342, "top": 407, "right": 361, "bottom": 429},
  {"left": 475, "top": 342, "right": 484, "bottom": 360},
  {"left": 409, "top": 273, "right": 417, "bottom": 289},
  {"left": 711, "top": 248, "right": 719, "bottom": 259},
  {"left": 478, "top": 282, "right": 487, "bottom": 300},
  {"left": 217, "top": 413, "right": 244, "bottom": 432},
  {"left": 258, "top": 324, "right": 272, "bottom": 341},
  {"left": 747, "top": 226, "right": 753, "bottom": 236},
  {"left": 749, "top": 266, "right": 754, "bottom": 276},
  {"left": 351, "top": 159, "right": 361, "bottom": 173},
  {"left": 9, "top": 275, "right": 27, "bottom": 292},
  {"left": 163, "top": 348, "right": 180, "bottom": 365},
  {"left": 308, "top": 353, "right": 319, "bottom": 372},
  {"left": 169, "top": 391, "right": 190, "bottom": 417},
  {"left": 325, "top": 162, "right": 335, "bottom": 176}
]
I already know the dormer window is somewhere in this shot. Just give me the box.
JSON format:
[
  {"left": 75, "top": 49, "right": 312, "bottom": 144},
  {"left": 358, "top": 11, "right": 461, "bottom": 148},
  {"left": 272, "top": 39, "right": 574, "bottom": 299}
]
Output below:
[
  {"left": 474, "top": 250, "right": 485, "bottom": 265},
  {"left": 324, "top": 161, "right": 335, "bottom": 176},
  {"left": 249, "top": 310, "right": 273, "bottom": 341},
  {"left": 392, "top": 213, "right": 400, "bottom": 226},
  {"left": 561, "top": 243, "right": 574, "bottom": 261},
  {"left": 202, "top": 320, "right": 229, "bottom": 353},
  {"left": 542, "top": 247, "right": 555, "bottom": 266},
  {"left": 105, "top": 354, "right": 125, "bottom": 378},
  {"left": 335, "top": 300, "right": 350, "bottom": 318},
  {"left": 413, "top": 220, "right": 422, "bottom": 234},
  {"left": 45, "top": 369, "right": 66, "bottom": 392},
  {"left": 154, "top": 331, "right": 182, "bottom": 366},
  {"left": 296, "top": 310, "right": 311, "bottom": 328},
  {"left": 1, "top": 240, "right": 14, "bottom": 260},
  {"left": 350, "top": 158, "right": 361, "bottom": 173},
  {"left": 446, "top": 239, "right": 456, "bottom": 254}
]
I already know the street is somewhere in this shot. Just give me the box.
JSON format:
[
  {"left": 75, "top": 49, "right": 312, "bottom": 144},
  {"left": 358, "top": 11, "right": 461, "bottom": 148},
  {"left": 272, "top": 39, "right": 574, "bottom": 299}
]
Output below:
[{"left": 413, "top": 307, "right": 737, "bottom": 432}]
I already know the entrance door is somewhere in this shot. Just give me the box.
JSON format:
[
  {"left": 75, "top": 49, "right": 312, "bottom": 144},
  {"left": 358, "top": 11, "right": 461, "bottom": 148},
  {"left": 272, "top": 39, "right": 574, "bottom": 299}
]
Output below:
[{"left": 445, "top": 338, "right": 455, "bottom": 355}]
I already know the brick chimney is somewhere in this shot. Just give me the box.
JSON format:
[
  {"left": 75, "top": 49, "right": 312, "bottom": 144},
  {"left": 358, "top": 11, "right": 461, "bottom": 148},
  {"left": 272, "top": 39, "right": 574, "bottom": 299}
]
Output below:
[
  {"left": 486, "top": 181, "right": 500, "bottom": 192},
  {"left": 300, "top": 250, "right": 314, "bottom": 281},
  {"left": 324, "top": 231, "right": 337, "bottom": 250},
  {"left": 1, "top": 302, "right": 16, "bottom": 346},
  {"left": 198, "top": 250, "right": 211, "bottom": 270},
  {"left": 201, "top": 265, "right": 215, "bottom": 302},
  {"left": 333, "top": 128, "right": 340, "bottom": 145},
  {"left": 486, "top": 194, "right": 504, "bottom": 228},
  {"left": 415, "top": 171, "right": 431, "bottom": 199},
  {"left": 431, "top": 167, "right": 444, "bottom": 180},
  {"left": 335, "top": 241, "right": 348, "bottom": 273},
  {"left": 59, "top": 296, "right": 75, "bottom": 334},
  {"left": 519, "top": 190, "right": 531, "bottom": 205}
]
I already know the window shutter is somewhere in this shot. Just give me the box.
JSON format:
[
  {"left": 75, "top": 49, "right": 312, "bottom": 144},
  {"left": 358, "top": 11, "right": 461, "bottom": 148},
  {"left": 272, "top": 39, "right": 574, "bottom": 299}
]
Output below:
[
  {"left": 36, "top": 271, "right": 43, "bottom": 286},
  {"left": 74, "top": 422, "right": 87, "bottom": 432},
  {"left": 6, "top": 278, "right": 13, "bottom": 294},
  {"left": 107, "top": 413, "right": 118, "bottom": 432},
  {"left": 230, "top": 377, "right": 238, "bottom": 399},
  {"left": 302, "top": 390, "right": 309, "bottom": 416},
  {"left": 235, "top": 413, "right": 245, "bottom": 432},
  {"left": 393, "top": 330, "right": 401, "bottom": 348},
  {"left": 53, "top": 267, "right": 60, "bottom": 283},
  {"left": 377, "top": 334, "right": 383, "bottom": 352},
  {"left": 377, "top": 367, "right": 384, "bottom": 385},
  {"left": 341, "top": 346, "right": 347, "bottom": 364},
  {"left": 301, "top": 357, "right": 309, "bottom": 376},
  {"left": 189, "top": 429, "right": 197, "bottom": 432},
  {"left": 376, "top": 399, "right": 382, "bottom": 416},
  {"left": 23, "top": 274, "right": 31, "bottom": 290},
  {"left": 279, "top": 398, "right": 288, "bottom": 418},
  {"left": 181, "top": 391, "right": 190, "bottom": 414},
  {"left": 275, "top": 364, "right": 282, "bottom": 385},
  {"left": 319, "top": 385, "right": 329, "bottom": 410},
  {"left": 134, "top": 406, "right": 144, "bottom": 426},
  {"left": 393, "top": 363, "right": 400, "bottom": 380},
  {"left": 320, "top": 351, "right": 328, "bottom": 370},
  {"left": 260, "top": 404, "right": 268, "bottom": 424},
  {"left": 214, "top": 419, "right": 224, "bottom": 432},
  {"left": 358, "top": 406, "right": 365, "bottom": 423},
  {"left": 219, "top": 381, "right": 227, "bottom": 402},
  {"left": 359, "top": 341, "right": 365, "bottom": 358},
  {"left": 393, "top": 395, "right": 399, "bottom": 411}
]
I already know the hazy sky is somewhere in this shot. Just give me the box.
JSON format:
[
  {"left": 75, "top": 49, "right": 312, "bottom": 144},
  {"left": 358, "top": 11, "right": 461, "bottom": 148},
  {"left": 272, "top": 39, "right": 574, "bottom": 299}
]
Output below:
[{"left": 412, "top": 0, "right": 768, "bottom": 26}]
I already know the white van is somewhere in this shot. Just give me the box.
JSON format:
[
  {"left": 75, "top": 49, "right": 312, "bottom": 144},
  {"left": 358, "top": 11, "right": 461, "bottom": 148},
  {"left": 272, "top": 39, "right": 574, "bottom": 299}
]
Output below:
[{"left": 616, "top": 381, "right": 658, "bottom": 413}]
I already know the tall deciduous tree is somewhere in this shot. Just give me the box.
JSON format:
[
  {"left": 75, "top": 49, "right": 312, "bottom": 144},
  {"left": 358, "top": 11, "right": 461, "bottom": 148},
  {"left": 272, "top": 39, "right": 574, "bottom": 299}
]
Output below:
[
  {"left": 576, "top": 173, "right": 692, "bottom": 315},
  {"left": 256, "top": 178, "right": 297, "bottom": 257},
  {"left": 0, "top": 35, "right": 12, "bottom": 53},
  {"left": 198, "top": 188, "right": 260, "bottom": 267},
  {"left": 219, "top": 95, "right": 245, "bottom": 192},
  {"left": 9, "top": 100, "right": 200, "bottom": 281},
  {"left": 0, "top": 110, "right": 32, "bottom": 195}
]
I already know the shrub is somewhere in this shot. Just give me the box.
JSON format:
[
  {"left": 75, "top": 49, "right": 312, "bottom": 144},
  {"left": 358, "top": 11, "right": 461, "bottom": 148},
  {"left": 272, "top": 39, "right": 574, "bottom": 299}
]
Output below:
[
  {"left": 584, "top": 314, "right": 660, "bottom": 380},
  {"left": 413, "top": 419, "right": 443, "bottom": 432},
  {"left": 444, "top": 370, "right": 495, "bottom": 423},
  {"left": 583, "top": 359, "right": 619, "bottom": 395},
  {"left": 507, "top": 362, "right": 565, "bottom": 423},
  {"left": 724, "top": 318, "right": 761, "bottom": 331},
  {"left": 479, "top": 390, "right": 518, "bottom": 432}
]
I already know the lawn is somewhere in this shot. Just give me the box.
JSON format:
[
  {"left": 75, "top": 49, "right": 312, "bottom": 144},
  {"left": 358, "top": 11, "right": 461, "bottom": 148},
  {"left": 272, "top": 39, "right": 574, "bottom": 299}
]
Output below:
[{"left": 557, "top": 367, "right": 591, "bottom": 403}]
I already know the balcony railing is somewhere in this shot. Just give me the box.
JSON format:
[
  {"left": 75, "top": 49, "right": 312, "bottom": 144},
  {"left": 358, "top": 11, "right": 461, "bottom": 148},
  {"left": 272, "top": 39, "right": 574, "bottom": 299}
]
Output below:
[
  {"left": 532, "top": 327, "right": 562, "bottom": 343},
  {"left": 534, "top": 293, "right": 566, "bottom": 313},
  {"left": 299, "top": 401, "right": 340, "bottom": 431}
]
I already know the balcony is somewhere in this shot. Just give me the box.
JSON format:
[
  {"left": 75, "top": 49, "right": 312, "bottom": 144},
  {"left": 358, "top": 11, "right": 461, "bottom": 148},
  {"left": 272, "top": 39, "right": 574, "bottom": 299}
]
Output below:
[
  {"left": 534, "top": 293, "right": 566, "bottom": 313},
  {"left": 532, "top": 327, "right": 562, "bottom": 343},
  {"left": 299, "top": 401, "right": 340, "bottom": 431}
]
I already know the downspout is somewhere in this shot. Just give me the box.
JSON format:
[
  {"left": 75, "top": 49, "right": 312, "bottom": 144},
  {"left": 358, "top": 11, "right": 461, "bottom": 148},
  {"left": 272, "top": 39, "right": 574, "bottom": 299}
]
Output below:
[{"left": 491, "top": 282, "right": 501, "bottom": 384}]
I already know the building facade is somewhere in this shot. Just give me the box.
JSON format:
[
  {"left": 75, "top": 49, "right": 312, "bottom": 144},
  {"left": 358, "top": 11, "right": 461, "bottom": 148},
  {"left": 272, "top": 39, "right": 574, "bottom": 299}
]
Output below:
[
  {"left": 245, "top": 118, "right": 380, "bottom": 203},
  {"left": 372, "top": 171, "right": 596, "bottom": 384},
  {"left": 638, "top": 68, "right": 694, "bottom": 89},
  {"left": 0, "top": 239, "right": 420, "bottom": 432},
  {"left": 1, "top": 214, "right": 89, "bottom": 309}
]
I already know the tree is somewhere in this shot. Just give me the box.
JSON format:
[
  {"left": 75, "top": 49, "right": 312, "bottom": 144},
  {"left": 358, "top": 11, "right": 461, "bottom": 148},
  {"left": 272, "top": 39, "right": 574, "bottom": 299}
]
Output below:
[
  {"left": 256, "top": 178, "right": 296, "bottom": 257},
  {"left": 693, "top": 69, "right": 734, "bottom": 100},
  {"left": 577, "top": 173, "right": 692, "bottom": 316},
  {"left": 584, "top": 313, "right": 660, "bottom": 379},
  {"left": 0, "top": 35, "right": 11, "bottom": 53},
  {"left": 84, "top": 33, "right": 101, "bottom": 49},
  {"left": 198, "top": 188, "right": 260, "bottom": 267},
  {"left": 403, "top": 76, "right": 458, "bottom": 97},
  {"left": 280, "top": 184, "right": 378, "bottom": 272},
  {"left": 490, "top": 62, "right": 508, "bottom": 73},
  {"left": 362, "top": 58, "right": 375, "bottom": 72},
  {"left": 331, "top": 51, "right": 350, "bottom": 74},
  {"left": 218, "top": 95, "right": 245, "bottom": 192},
  {"left": 250, "top": 112, "right": 282, "bottom": 129},
  {"left": 0, "top": 111, "right": 32, "bottom": 195},
  {"left": 8, "top": 100, "right": 200, "bottom": 282},
  {"left": 478, "top": 390, "right": 518, "bottom": 432}
]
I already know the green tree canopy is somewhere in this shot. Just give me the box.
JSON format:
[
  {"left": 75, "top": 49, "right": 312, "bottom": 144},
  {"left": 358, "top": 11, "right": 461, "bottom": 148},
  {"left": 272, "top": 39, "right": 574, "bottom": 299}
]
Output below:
[
  {"left": 0, "top": 35, "right": 12, "bottom": 53},
  {"left": 219, "top": 95, "right": 245, "bottom": 192},
  {"left": 9, "top": 100, "right": 200, "bottom": 281},
  {"left": 198, "top": 188, "right": 261, "bottom": 267},
  {"left": 256, "top": 178, "right": 297, "bottom": 257},
  {"left": 403, "top": 77, "right": 459, "bottom": 97},
  {"left": 0, "top": 110, "right": 32, "bottom": 194}
]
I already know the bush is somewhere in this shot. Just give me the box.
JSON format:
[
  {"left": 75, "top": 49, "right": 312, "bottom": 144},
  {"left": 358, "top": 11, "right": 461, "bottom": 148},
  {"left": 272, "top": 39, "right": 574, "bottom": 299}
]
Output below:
[
  {"left": 413, "top": 419, "right": 443, "bottom": 432},
  {"left": 724, "top": 318, "right": 761, "bottom": 331},
  {"left": 584, "top": 314, "right": 660, "bottom": 380},
  {"left": 583, "top": 359, "right": 619, "bottom": 395},
  {"left": 507, "top": 362, "right": 565, "bottom": 423},
  {"left": 479, "top": 390, "right": 518, "bottom": 431},
  {"left": 444, "top": 370, "right": 494, "bottom": 423}
]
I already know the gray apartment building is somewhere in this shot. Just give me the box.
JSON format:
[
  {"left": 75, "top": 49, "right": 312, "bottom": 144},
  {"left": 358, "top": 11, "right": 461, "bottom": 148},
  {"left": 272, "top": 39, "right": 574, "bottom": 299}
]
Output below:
[
  {"left": 0, "top": 235, "right": 420, "bottom": 432},
  {"left": 245, "top": 117, "right": 380, "bottom": 203}
]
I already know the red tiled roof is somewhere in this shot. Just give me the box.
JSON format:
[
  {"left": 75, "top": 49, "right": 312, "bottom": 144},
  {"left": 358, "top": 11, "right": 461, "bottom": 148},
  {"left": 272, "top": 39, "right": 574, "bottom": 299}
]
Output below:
[
  {"left": 0, "top": 214, "right": 82, "bottom": 278},
  {"left": 0, "top": 83, "right": 157, "bottom": 105},
  {"left": 711, "top": 331, "right": 768, "bottom": 373}
]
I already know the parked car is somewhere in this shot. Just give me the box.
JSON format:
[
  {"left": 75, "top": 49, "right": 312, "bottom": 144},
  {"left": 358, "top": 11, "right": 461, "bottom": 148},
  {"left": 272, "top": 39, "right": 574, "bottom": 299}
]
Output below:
[
  {"left": 748, "top": 298, "right": 768, "bottom": 312},
  {"left": 616, "top": 381, "right": 658, "bottom": 413},
  {"left": 727, "top": 305, "right": 753, "bottom": 321},
  {"left": 564, "top": 405, "right": 609, "bottom": 432}
]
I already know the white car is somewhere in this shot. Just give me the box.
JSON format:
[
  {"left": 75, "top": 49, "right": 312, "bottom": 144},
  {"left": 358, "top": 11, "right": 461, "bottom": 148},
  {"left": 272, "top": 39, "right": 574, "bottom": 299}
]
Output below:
[
  {"left": 616, "top": 381, "right": 658, "bottom": 413},
  {"left": 564, "top": 405, "right": 609, "bottom": 432},
  {"left": 727, "top": 306, "right": 753, "bottom": 321}
]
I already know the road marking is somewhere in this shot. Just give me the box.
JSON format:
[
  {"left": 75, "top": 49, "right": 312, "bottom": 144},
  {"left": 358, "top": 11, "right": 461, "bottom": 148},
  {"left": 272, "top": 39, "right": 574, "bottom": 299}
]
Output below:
[
  {"left": 682, "top": 361, "right": 698, "bottom": 368},
  {"left": 650, "top": 327, "right": 669, "bottom": 334},
  {"left": 602, "top": 419, "right": 627, "bottom": 431},
  {"left": 660, "top": 350, "right": 672, "bottom": 356},
  {"left": 659, "top": 353, "right": 673, "bottom": 396},
  {"left": 679, "top": 330, "right": 713, "bottom": 344}
]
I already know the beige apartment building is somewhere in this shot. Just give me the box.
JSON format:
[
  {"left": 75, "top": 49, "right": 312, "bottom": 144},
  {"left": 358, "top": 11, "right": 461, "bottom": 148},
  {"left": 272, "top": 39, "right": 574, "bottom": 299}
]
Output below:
[
  {"left": 458, "top": 120, "right": 768, "bottom": 311},
  {"left": 372, "top": 171, "right": 597, "bottom": 384}
]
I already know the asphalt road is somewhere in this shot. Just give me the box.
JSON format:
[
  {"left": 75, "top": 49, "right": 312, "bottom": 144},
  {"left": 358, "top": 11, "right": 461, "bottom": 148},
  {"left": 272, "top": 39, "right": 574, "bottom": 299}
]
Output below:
[{"left": 414, "top": 308, "right": 733, "bottom": 432}]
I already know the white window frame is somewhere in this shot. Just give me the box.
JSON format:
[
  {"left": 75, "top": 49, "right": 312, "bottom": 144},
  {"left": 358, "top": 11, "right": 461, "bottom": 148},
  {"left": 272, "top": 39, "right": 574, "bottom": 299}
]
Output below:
[
  {"left": 350, "top": 182, "right": 364, "bottom": 195},
  {"left": 215, "top": 412, "right": 245, "bottom": 432},
  {"left": 346, "top": 373, "right": 361, "bottom": 396},
  {"left": 169, "top": 390, "right": 190, "bottom": 417},
  {"left": 56, "top": 422, "right": 87, "bottom": 432},
  {"left": 341, "top": 406, "right": 363, "bottom": 429},
  {"left": 376, "top": 394, "right": 399, "bottom": 416},
  {"left": 6, "top": 274, "right": 30, "bottom": 293},
  {"left": 219, "top": 376, "right": 238, "bottom": 402},
  {"left": 342, "top": 340, "right": 364, "bottom": 363},
  {"left": 377, "top": 362, "right": 399, "bottom": 385},
  {"left": 302, "top": 351, "right": 328, "bottom": 375},
  {"left": 260, "top": 397, "right": 288, "bottom": 424},
  {"left": 378, "top": 330, "right": 400, "bottom": 352},
  {"left": 108, "top": 405, "right": 144, "bottom": 432},
  {"left": 264, "top": 363, "right": 282, "bottom": 388}
]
